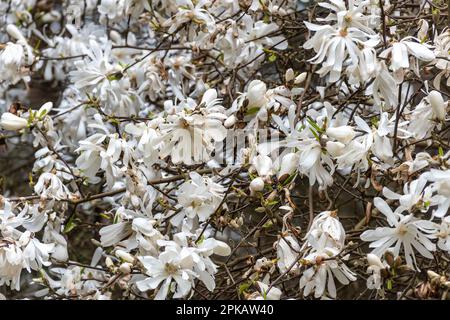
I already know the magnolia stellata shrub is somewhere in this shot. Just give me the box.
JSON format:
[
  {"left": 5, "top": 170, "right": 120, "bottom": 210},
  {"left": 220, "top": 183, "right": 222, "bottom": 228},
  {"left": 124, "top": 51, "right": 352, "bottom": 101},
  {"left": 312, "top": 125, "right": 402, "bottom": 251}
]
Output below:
[{"left": 0, "top": 0, "right": 450, "bottom": 300}]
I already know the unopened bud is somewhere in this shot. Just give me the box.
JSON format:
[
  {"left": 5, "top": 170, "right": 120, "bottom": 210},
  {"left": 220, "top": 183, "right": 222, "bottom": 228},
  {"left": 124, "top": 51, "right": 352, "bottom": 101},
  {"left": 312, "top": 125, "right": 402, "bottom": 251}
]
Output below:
[
  {"left": 294, "top": 72, "right": 307, "bottom": 85},
  {"left": 105, "top": 257, "right": 114, "bottom": 268},
  {"left": 115, "top": 250, "right": 134, "bottom": 263},
  {"left": 224, "top": 115, "right": 236, "bottom": 128},
  {"left": 119, "top": 262, "right": 132, "bottom": 274},
  {"left": 285, "top": 68, "right": 295, "bottom": 82},
  {"left": 250, "top": 177, "right": 265, "bottom": 193}
]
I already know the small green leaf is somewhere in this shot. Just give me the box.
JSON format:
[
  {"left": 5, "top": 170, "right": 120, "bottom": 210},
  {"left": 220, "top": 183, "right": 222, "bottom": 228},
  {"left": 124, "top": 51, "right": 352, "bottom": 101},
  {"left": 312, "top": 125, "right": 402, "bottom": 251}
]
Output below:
[
  {"left": 268, "top": 53, "right": 277, "bottom": 62},
  {"left": 386, "top": 279, "right": 393, "bottom": 290},
  {"left": 64, "top": 215, "right": 77, "bottom": 234},
  {"left": 246, "top": 107, "right": 260, "bottom": 115},
  {"left": 309, "top": 127, "right": 320, "bottom": 142},
  {"left": 238, "top": 282, "right": 252, "bottom": 296}
]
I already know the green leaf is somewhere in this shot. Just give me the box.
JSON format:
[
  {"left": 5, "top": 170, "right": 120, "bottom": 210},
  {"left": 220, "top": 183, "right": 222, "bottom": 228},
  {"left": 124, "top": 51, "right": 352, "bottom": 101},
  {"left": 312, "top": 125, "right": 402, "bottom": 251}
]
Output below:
[
  {"left": 246, "top": 107, "right": 260, "bottom": 115},
  {"left": 266, "top": 200, "right": 279, "bottom": 206},
  {"left": 238, "top": 282, "right": 252, "bottom": 296},
  {"left": 282, "top": 172, "right": 297, "bottom": 186},
  {"left": 309, "top": 127, "right": 320, "bottom": 142},
  {"left": 306, "top": 117, "right": 322, "bottom": 133},
  {"left": 386, "top": 279, "right": 393, "bottom": 290},
  {"left": 64, "top": 215, "right": 77, "bottom": 234}
]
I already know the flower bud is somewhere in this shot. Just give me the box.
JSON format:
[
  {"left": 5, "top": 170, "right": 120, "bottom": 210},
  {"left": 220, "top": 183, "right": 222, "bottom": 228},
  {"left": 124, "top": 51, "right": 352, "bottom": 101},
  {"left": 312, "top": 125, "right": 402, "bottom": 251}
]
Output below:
[
  {"left": 224, "top": 115, "right": 236, "bottom": 128},
  {"left": 278, "top": 152, "right": 299, "bottom": 180},
  {"left": 38, "top": 102, "right": 53, "bottom": 116},
  {"left": 250, "top": 177, "right": 265, "bottom": 193},
  {"left": 115, "top": 250, "right": 134, "bottom": 263},
  {"left": 252, "top": 154, "right": 272, "bottom": 177},
  {"left": 105, "top": 257, "right": 114, "bottom": 268},
  {"left": 6, "top": 24, "right": 25, "bottom": 42},
  {"left": 213, "top": 240, "right": 231, "bottom": 256},
  {"left": 41, "top": 10, "right": 62, "bottom": 23},
  {"left": 294, "top": 72, "right": 307, "bottom": 85},
  {"left": 247, "top": 80, "right": 267, "bottom": 108},
  {"left": 0, "top": 112, "right": 28, "bottom": 131},
  {"left": 428, "top": 90, "right": 446, "bottom": 121},
  {"left": 367, "top": 254, "right": 384, "bottom": 269},
  {"left": 417, "top": 19, "right": 429, "bottom": 41},
  {"left": 201, "top": 89, "right": 217, "bottom": 106},
  {"left": 119, "top": 262, "right": 132, "bottom": 274},
  {"left": 384, "top": 251, "right": 395, "bottom": 266},
  {"left": 326, "top": 126, "right": 355, "bottom": 144},
  {"left": 326, "top": 141, "right": 345, "bottom": 157},
  {"left": 285, "top": 68, "right": 295, "bottom": 82}
]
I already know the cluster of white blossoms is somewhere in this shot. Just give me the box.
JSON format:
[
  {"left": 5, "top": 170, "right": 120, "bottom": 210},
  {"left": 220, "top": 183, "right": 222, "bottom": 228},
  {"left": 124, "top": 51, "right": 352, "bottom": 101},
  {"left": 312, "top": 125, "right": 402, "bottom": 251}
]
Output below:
[{"left": 0, "top": 0, "right": 450, "bottom": 300}]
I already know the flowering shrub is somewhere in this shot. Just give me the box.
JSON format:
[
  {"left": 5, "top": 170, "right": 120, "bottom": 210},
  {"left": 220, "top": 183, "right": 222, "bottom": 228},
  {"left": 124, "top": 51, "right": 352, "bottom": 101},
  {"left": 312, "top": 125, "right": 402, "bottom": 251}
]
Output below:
[{"left": 0, "top": 0, "right": 450, "bottom": 300}]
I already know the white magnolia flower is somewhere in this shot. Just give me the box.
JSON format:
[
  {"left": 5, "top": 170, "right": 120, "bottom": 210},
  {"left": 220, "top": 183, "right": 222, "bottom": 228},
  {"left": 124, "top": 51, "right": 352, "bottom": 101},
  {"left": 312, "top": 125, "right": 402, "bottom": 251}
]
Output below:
[
  {"left": 98, "top": 0, "right": 125, "bottom": 20},
  {"left": 428, "top": 90, "right": 446, "bottom": 121},
  {"left": 320, "top": 0, "right": 377, "bottom": 34},
  {"left": 34, "top": 172, "right": 72, "bottom": 200},
  {"left": 164, "top": 0, "right": 216, "bottom": 33},
  {"left": 408, "top": 92, "right": 446, "bottom": 139},
  {"left": 298, "top": 139, "right": 334, "bottom": 189},
  {"left": 381, "top": 38, "right": 435, "bottom": 82},
  {"left": 175, "top": 172, "right": 225, "bottom": 224},
  {"left": 303, "top": 210, "right": 346, "bottom": 250},
  {"left": 372, "top": 112, "right": 410, "bottom": 163},
  {"left": 382, "top": 177, "right": 432, "bottom": 214},
  {"left": 300, "top": 246, "right": 356, "bottom": 299},
  {"left": 0, "top": 203, "right": 55, "bottom": 291},
  {"left": 159, "top": 89, "right": 227, "bottom": 165},
  {"left": 70, "top": 39, "right": 120, "bottom": 92},
  {"left": 249, "top": 177, "right": 265, "bottom": 194},
  {"left": 366, "top": 254, "right": 386, "bottom": 290},
  {"left": 304, "top": 20, "right": 379, "bottom": 82},
  {"left": 360, "top": 197, "right": 438, "bottom": 269},
  {"left": 275, "top": 234, "right": 301, "bottom": 274},
  {"left": 136, "top": 246, "right": 197, "bottom": 300},
  {"left": 136, "top": 233, "right": 227, "bottom": 300},
  {"left": 423, "top": 169, "right": 450, "bottom": 218},
  {"left": 251, "top": 154, "right": 273, "bottom": 178},
  {"left": 0, "top": 25, "right": 34, "bottom": 83},
  {"left": 335, "top": 116, "right": 373, "bottom": 172}
]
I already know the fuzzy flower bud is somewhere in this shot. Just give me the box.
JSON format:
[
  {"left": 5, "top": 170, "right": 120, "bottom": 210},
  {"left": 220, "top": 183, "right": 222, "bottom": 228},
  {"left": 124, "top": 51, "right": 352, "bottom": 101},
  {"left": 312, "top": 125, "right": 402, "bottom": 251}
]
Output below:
[{"left": 0, "top": 112, "right": 28, "bottom": 131}]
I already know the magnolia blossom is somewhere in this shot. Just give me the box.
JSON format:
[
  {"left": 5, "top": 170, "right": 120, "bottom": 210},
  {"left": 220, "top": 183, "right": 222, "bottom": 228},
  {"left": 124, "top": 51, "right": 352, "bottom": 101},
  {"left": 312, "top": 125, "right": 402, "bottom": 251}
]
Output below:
[
  {"left": 303, "top": 211, "right": 346, "bottom": 250},
  {"left": 366, "top": 254, "right": 386, "bottom": 290},
  {"left": 0, "top": 0, "right": 449, "bottom": 302},
  {"left": 381, "top": 38, "right": 435, "bottom": 82},
  {"left": 299, "top": 246, "right": 356, "bottom": 299},
  {"left": 137, "top": 247, "right": 197, "bottom": 300},
  {"left": 408, "top": 92, "right": 446, "bottom": 139},
  {"left": 360, "top": 197, "right": 438, "bottom": 269},
  {"left": 175, "top": 172, "right": 225, "bottom": 224},
  {"left": 159, "top": 89, "right": 227, "bottom": 165},
  {"left": 275, "top": 234, "right": 301, "bottom": 274},
  {"left": 304, "top": 21, "right": 379, "bottom": 82}
]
